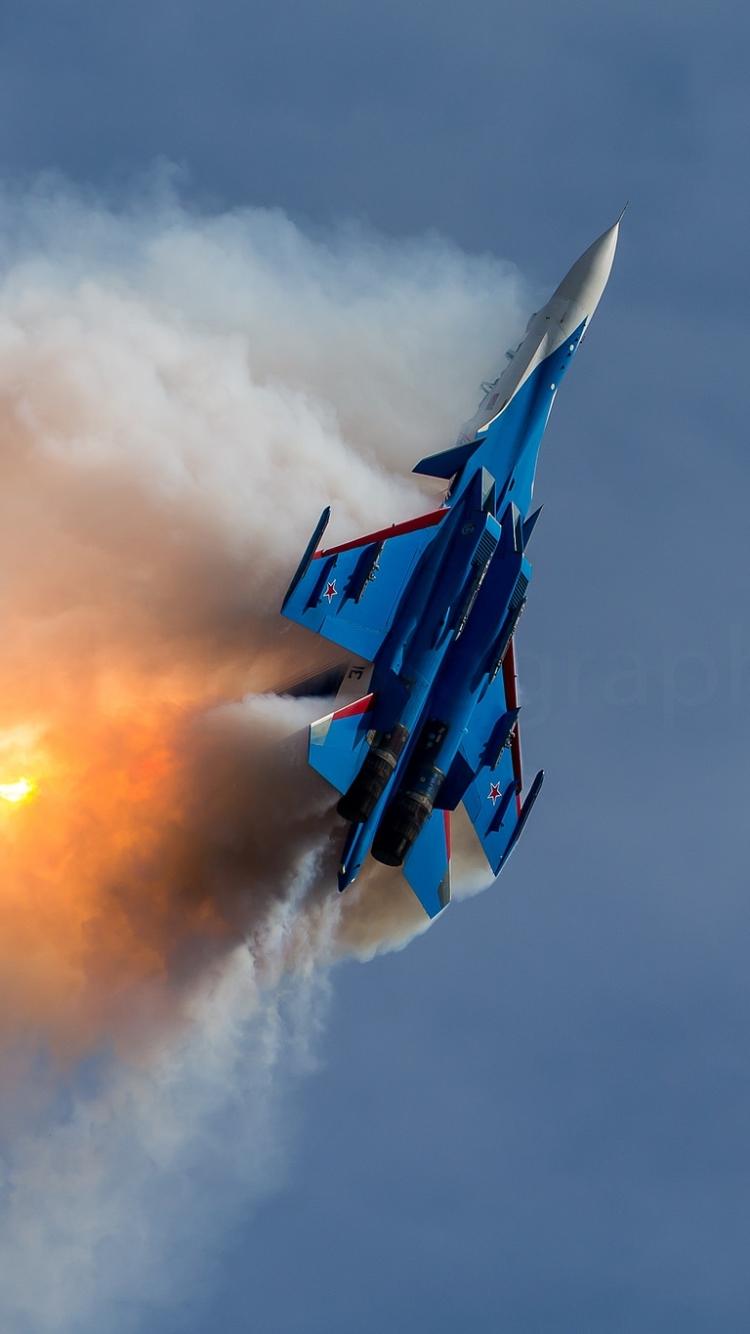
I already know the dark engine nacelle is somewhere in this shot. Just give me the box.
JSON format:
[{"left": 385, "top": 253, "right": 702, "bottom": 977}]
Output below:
[
  {"left": 372, "top": 721, "right": 448, "bottom": 867},
  {"left": 336, "top": 723, "right": 409, "bottom": 825}
]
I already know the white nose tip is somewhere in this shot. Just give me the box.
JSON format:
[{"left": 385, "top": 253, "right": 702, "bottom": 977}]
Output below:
[{"left": 552, "top": 213, "right": 622, "bottom": 320}]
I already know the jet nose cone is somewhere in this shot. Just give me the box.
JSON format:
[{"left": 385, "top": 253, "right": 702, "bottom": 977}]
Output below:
[{"left": 552, "top": 213, "right": 622, "bottom": 320}]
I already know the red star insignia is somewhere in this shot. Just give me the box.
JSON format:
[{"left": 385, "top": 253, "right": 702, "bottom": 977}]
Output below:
[
  {"left": 323, "top": 580, "right": 337, "bottom": 603},
  {"left": 488, "top": 781, "right": 502, "bottom": 804}
]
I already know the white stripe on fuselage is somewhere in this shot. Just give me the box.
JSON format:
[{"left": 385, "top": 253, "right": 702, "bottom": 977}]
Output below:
[
  {"left": 457, "top": 215, "right": 622, "bottom": 446},
  {"left": 456, "top": 299, "right": 588, "bottom": 445}
]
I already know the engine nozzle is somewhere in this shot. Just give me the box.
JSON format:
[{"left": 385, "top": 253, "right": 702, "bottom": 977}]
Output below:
[
  {"left": 371, "top": 720, "right": 448, "bottom": 867},
  {"left": 336, "top": 723, "right": 409, "bottom": 825}
]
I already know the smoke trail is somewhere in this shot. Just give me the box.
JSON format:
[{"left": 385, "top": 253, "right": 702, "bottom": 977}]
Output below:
[
  {"left": 1, "top": 944, "right": 332, "bottom": 1334},
  {"left": 0, "top": 175, "right": 526, "bottom": 1330}
]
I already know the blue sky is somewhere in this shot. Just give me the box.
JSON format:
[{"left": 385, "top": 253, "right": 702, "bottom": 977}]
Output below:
[{"left": 1, "top": 2, "right": 749, "bottom": 1331}]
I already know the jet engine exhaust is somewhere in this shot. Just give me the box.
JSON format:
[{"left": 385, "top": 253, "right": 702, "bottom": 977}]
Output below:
[
  {"left": 372, "top": 722, "right": 448, "bottom": 867},
  {"left": 336, "top": 723, "right": 409, "bottom": 824}
]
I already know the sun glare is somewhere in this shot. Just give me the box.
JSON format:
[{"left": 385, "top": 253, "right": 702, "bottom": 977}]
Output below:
[{"left": 0, "top": 777, "right": 36, "bottom": 805}]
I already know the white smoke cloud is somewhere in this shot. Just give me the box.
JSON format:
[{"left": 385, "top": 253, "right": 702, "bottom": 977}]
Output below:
[
  {"left": 0, "top": 174, "right": 526, "bottom": 1331},
  {"left": 0, "top": 944, "right": 332, "bottom": 1334}
]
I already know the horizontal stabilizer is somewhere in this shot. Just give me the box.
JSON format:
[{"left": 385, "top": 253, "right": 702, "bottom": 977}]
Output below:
[
  {"left": 402, "top": 809, "right": 452, "bottom": 919},
  {"left": 309, "top": 693, "right": 375, "bottom": 796}
]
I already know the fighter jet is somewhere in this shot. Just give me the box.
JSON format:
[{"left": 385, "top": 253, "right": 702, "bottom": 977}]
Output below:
[{"left": 281, "top": 217, "right": 621, "bottom": 918}]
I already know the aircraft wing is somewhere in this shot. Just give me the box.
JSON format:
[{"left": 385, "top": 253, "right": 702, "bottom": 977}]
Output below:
[
  {"left": 281, "top": 506, "right": 447, "bottom": 661},
  {"left": 449, "top": 640, "right": 544, "bottom": 877}
]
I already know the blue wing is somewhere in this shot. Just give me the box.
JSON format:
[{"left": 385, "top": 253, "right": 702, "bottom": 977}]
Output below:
[
  {"left": 456, "top": 641, "right": 544, "bottom": 875},
  {"left": 281, "top": 507, "right": 447, "bottom": 661},
  {"left": 462, "top": 762, "right": 545, "bottom": 877},
  {"left": 402, "top": 809, "right": 452, "bottom": 919}
]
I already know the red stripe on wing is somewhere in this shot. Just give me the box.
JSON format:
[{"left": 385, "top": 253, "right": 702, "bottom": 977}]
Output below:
[
  {"left": 502, "top": 637, "right": 524, "bottom": 816},
  {"left": 314, "top": 507, "right": 447, "bottom": 558},
  {"left": 331, "top": 693, "right": 375, "bottom": 721}
]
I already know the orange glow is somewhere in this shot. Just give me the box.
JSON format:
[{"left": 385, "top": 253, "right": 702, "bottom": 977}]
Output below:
[
  {"left": 0, "top": 629, "right": 318, "bottom": 1061},
  {"left": 0, "top": 306, "right": 342, "bottom": 1065},
  {"left": 0, "top": 664, "right": 240, "bottom": 1058},
  {"left": 0, "top": 777, "right": 36, "bottom": 804}
]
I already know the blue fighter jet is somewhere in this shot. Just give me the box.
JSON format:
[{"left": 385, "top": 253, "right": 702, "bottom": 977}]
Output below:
[{"left": 282, "top": 218, "right": 621, "bottom": 918}]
